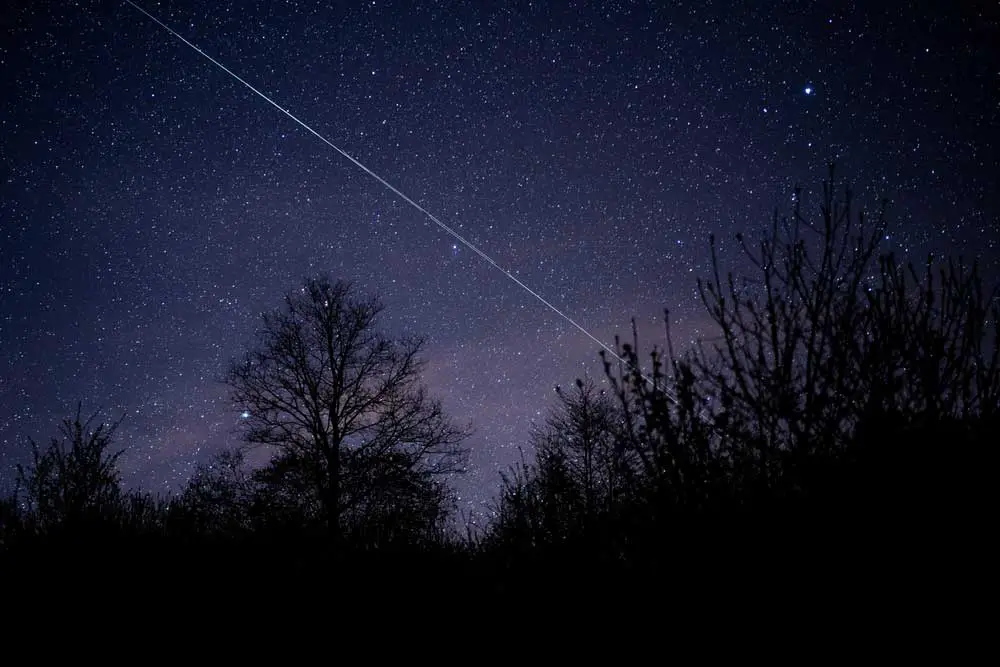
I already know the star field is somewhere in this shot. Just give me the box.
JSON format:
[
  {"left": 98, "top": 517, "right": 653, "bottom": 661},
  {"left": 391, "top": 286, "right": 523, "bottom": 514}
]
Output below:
[{"left": 2, "top": 0, "right": 997, "bottom": 516}]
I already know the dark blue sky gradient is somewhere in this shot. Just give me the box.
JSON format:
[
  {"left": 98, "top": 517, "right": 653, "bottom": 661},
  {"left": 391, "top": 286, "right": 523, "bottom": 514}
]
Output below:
[{"left": 2, "top": 0, "right": 996, "bottom": 515}]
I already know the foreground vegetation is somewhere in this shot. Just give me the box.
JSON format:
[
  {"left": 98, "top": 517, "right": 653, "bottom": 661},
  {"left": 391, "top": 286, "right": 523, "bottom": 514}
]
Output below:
[{"left": 2, "top": 167, "right": 996, "bottom": 605}]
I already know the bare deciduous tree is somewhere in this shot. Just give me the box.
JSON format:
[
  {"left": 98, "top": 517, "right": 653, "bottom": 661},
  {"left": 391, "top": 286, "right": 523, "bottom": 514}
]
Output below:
[
  {"left": 534, "top": 378, "right": 635, "bottom": 522},
  {"left": 225, "top": 275, "right": 469, "bottom": 540},
  {"left": 695, "top": 164, "right": 999, "bottom": 465}
]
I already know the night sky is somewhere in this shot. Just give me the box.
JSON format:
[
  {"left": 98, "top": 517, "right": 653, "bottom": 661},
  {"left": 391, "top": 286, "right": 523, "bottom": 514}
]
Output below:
[{"left": 2, "top": 0, "right": 997, "bottom": 516}]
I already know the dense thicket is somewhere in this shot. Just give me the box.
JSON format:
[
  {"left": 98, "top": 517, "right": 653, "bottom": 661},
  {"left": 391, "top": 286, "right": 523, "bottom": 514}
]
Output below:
[
  {"left": 2, "top": 167, "right": 995, "bottom": 604},
  {"left": 484, "top": 166, "right": 996, "bottom": 595}
]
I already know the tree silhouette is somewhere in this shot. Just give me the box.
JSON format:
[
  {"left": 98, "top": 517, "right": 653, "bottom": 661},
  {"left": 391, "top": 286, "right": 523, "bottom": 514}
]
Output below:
[
  {"left": 695, "top": 166, "right": 889, "bottom": 459},
  {"left": 593, "top": 165, "right": 1000, "bottom": 572},
  {"left": 173, "top": 448, "right": 255, "bottom": 538},
  {"left": 537, "top": 379, "right": 634, "bottom": 520},
  {"left": 15, "top": 403, "right": 127, "bottom": 535},
  {"left": 485, "top": 378, "right": 639, "bottom": 561},
  {"left": 225, "top": 274, "right": 469, "bottom": 542},
  {"left": 693, "top": 165, "right": 998, "bottom": 489},
  {"left": 339, "top": 446, "right": 455, "bottom": 547}
]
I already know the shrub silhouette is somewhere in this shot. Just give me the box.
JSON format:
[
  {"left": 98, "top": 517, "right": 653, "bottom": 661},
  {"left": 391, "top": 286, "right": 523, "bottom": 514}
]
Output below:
[
  {"left": 597, "top": 166, "right": 999, "bottom": 571},
  {"left": 485, "top": 165, "right": 998, "bottom": 591},
  {"left": 695, "top": 166, "right": 998, "bottom": 462},
  {"left": 172, "top": 448, "right": 256, "bottom": 538},
  {"left": 14, "top": 403, "right": 128, "bottom": 537}
]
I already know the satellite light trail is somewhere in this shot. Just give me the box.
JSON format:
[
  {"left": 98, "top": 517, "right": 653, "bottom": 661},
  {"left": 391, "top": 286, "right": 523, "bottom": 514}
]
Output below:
[{"left": 123, "top": 0, "right": 682, "bottom": 407}]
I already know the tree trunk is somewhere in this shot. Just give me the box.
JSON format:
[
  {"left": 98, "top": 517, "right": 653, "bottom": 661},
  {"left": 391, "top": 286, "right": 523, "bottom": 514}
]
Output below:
[{"left": 326, "top": 444, "right": 341, "bottom": 545}]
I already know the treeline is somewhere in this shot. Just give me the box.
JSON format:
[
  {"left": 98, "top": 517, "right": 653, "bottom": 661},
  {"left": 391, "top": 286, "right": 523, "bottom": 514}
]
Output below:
[{"left": 2, "top": 167, "right": 996, "bottom": 602}]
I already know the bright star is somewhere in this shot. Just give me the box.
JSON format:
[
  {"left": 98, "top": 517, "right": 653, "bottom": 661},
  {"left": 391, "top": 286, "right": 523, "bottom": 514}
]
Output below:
[
  {"left": 240, "top": 410, "right": 250, "bottom": 419},
  {"left": 804, "top": 86, "right": 813, "bottom": 95}
]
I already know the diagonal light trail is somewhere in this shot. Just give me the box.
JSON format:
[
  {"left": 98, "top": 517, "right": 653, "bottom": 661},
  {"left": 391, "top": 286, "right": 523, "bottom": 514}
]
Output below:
[{"left": 123, "top": 0, "right": 682, "bottom": 407}]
